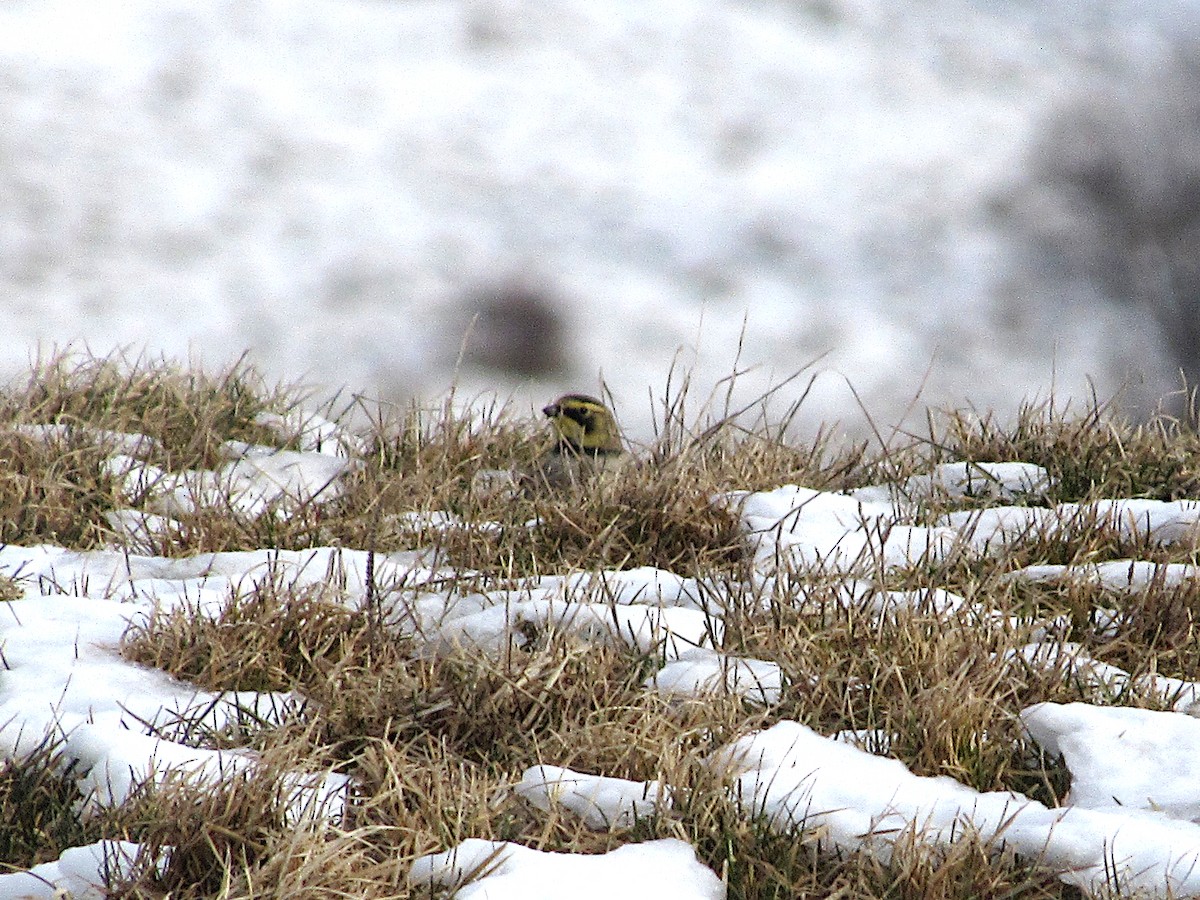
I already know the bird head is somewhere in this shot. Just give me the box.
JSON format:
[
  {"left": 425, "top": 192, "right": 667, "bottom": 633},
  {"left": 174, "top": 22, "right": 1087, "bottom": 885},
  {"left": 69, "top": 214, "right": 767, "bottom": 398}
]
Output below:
[{"left": 542, "top": 394, "right": 623, "bottom": 455}]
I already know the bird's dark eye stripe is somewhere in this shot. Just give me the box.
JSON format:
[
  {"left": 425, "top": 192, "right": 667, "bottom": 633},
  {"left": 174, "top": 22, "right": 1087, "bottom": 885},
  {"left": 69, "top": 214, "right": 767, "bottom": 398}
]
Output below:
[{"left": 562, "top": 406, "right": 593, "bottom": 426}]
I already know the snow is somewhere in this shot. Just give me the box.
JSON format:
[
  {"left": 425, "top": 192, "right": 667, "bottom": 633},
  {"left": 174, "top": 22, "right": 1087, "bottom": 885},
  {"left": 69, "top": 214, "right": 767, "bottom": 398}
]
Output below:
[
  {"left": 906, "top": 462, "right": 1052, "bottom": 502},
  {"left": 707, "top": 719, "right": 1200, "bottom": 898},
  {"left": 402, "top": 592, "right": 721, "bottom": 661},
  {"left": 1007, "top": 560, "right": 1200, "bottom": 594},
  {"left": 716, "top": 483, "right": 957, "bottom": 575},
  {"left": 0, "top": 0, "right": 1196, "bottom": 443},
  {"left": 942, "top": 506, "right": 1062, "bottom": 556},
  {"left": 0, "top": 841, "right": 145, "bottom": 900},
  {"left": 7, "top": 0, "right": 1200, "bottom": 893},
  {"left": 11, "top": 419, "right": 1200, "bottom": 895},
  {"left": 543, "top": 567, "right": 718, "bottom": 613},
  {"left": 853, "top": 462, "right": 1052, "bottom": 509},
  {"left": 948, "top": 497, "right": 1200, "bottom": 560},
  {"left": 0, "top": 552, "right": 352, "bottom": 822},
  {"left": 1022, "top": 703, "right": 1200, "bottom": 820},
  {"left": 407, "top": 838, "right": 725, "bottom": 900},
  {"left": 0, "top": 587, "right": 294, "bottom": 752},
  {"left": 98, "top": 423, "right": 356, "bottom": 525},
  {"left": 1007, "top": 643, "right": 1200, "bottom": 712},
  {"left": 515, "top": 765, "right": 671, "bottom": 831},
  {"left": 647, "top": 649, "right": 784, "bottom": 707}
]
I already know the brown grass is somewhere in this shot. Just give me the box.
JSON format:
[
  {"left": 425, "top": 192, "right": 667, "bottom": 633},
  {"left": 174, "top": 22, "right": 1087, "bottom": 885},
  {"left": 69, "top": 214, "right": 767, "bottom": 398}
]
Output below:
[{"left": 2, "top": 352, "right": 1194, "bottom": 897}]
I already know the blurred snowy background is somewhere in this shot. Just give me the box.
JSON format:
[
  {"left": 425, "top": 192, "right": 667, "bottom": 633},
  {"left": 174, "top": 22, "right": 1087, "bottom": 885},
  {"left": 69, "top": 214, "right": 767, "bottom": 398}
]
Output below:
[{"left": 2, "top": 0, "right": 1200, "bottom": 442}]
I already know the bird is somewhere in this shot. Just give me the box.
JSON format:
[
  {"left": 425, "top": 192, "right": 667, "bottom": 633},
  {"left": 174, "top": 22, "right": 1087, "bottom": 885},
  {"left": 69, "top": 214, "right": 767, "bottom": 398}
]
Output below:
[
  {"left": 470, "top": 393, "right": 626, "bottom": 501},
  {"left": 528, "top": 393, "right": 626, "bottom": 491}
]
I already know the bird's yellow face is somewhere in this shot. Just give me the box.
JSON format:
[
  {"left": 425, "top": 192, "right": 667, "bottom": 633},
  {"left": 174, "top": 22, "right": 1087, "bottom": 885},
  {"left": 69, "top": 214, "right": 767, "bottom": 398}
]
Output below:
[{"left": 542, "top": 394, "right": 623, "bottom": 455}]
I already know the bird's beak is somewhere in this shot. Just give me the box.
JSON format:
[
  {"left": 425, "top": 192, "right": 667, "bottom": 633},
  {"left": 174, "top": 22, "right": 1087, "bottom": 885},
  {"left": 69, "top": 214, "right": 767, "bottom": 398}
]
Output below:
[{"left": 542, "top": 404, "right": 558, "bottom": 417}]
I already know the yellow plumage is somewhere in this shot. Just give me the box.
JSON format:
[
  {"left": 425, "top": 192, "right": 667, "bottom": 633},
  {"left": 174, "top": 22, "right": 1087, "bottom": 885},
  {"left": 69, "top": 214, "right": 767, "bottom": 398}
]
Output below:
[
  {"left": 471, "top": 394, "right": 626, "bottom": 499},
  {"left": 528, "top": 394, "right": 625, "bottom": 490}
]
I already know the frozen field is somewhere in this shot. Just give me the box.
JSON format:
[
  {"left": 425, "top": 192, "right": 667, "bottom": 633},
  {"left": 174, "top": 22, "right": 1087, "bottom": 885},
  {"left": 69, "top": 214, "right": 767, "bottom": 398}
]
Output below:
[{"left": 8, "top": 400, "right": 1200, "bottom": 896}]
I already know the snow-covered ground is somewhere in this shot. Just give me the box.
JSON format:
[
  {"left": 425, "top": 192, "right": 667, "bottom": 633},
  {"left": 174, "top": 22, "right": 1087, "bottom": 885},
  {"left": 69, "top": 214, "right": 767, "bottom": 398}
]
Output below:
[
  {"left": 9, "top": 416, "right": 1200, "bottom": 896},
  {"left": 3, "top": 0, "right": 1200, "bottom": 442}
]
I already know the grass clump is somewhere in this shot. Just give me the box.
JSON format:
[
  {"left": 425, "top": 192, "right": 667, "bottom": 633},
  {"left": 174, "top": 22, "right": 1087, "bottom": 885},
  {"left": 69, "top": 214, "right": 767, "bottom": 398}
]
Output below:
[
  {"left": 6, "top": 353, "right": 1200, "bottom": 897},
  {"left": 121, "top": 581, "right": 360, "bottom": 696},
  {"left": 930, "top": 398, "right": 1200, "bottom": 502},
  {"left": 0, "top": 349, "right": 319, "bottom": 549},
  {"left": 1, "top": 348, "right": 292, "bottom": 466},
  {"left": 0, "top": 735, "right": 95, "bottom": 872}
]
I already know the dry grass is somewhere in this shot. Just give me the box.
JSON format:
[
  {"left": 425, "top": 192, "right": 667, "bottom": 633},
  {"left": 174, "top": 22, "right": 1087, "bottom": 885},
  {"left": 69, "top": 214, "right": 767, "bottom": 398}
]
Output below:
[
  {"left": 4, "top": 352, "right": 1198, "bottom": 897},
  {"left": 0, "top": 735, "right": 96, "bottom": 870},
  {"left": 0, "top": 348, "right": 313, "bottom": 549}
]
